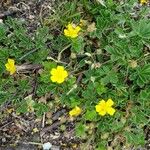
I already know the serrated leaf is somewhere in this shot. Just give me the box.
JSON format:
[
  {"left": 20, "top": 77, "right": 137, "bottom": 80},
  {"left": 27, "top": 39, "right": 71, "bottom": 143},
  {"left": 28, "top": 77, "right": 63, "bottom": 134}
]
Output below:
[
  {"left": 124, "top": 130, "right": 145, "bottom": 146},
  {"left": 16, "top": 101, "right": 28, "bottom": 114},
  {"left": 71, "top": 37, "right": 84, "bottom": 53},
  {"left": 34, "top": 103, "right": 48, "bottom": 116},
  {"left": 75, "top": 123, "right": 86, "bottom": 138},
  {"left": 95, "top": 83, "right": 107, "bottom": 95},
  {"left": 140, "top": 90, "right": 150, "bottom": 101},
  {"left": 69, "top": 97, "right": 81, "bottom": 107},
  {"left": 84, "top": 110, "right": 97, "bottom": 121},
  {"left": 131, "top": 19, "right": 150, "bottom": 39},
  {"left": 42, "top": 61, "right": 57, "bottom": 71}
]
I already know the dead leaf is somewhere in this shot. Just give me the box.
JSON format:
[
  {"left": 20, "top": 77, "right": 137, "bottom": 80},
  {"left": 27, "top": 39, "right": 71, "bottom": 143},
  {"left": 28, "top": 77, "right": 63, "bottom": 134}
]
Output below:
[{"left": 87, "top": 22, "right": 96, "bottom": 32}]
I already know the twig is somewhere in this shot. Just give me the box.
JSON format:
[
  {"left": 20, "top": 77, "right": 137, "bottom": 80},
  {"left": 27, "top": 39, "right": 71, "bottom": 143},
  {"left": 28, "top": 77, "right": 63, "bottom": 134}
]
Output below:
[
  {"left": 76, "top": 73, "right": 83, "bottom": 84},
  {"left": 67, "top": 84, "right": 77, "bottom": 95},
  {"left": 41, "top": 119, "right": 66, "bottom": 135},
  {"left": 32, "top": 70, "right": 39, "bottom": 98},
  {"left": 47, "top": 56, "right": 67, "bottom": 64},
  {"left": 42, "top": 112, "right": 45, "bottom": 128},
  {"left": 16, "top": 141, "right": 42, "bottom": 146},
  {"left": 0, "top": 121, "right": 13, "bottom": 130},
  {"left": 16, "top": 2, "right": 30, "bottom": 15},
  {"left": 57, "top": 44, "right": 71, "bottom": 61},
  {"left": 17, "top": 64, "right": 42, "bottom": 72},
  {"left": 39, "top": 4, "right": 44, "bottom": 25},
  {"left": 52, "top": 109, "right": 66, "bottom": 121}
]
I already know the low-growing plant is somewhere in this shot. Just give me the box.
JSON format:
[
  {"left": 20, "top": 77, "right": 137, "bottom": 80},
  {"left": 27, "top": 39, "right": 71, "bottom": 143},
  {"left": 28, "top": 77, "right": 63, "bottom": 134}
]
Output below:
[{"left": 0, "top": 0, "right": 150, "bottom": 149}]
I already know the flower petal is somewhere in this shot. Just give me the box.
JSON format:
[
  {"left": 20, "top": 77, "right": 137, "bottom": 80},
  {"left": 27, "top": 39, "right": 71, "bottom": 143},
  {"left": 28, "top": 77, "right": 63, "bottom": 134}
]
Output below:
[
  {"left": 106, "top": 99, "right": 114, "bottom": 107},
  {"left": 62, "top": 70, "right": 68, "bottom": 78},
  {"left": 5, "top": 63, "right": 10, "bottom": 70},
  {"left": 56, "top": 78, "right": 64, "bottom": 84},
  {"left": 50, "top": 76, "right": 57, "bottom": 82},
  {"left": 98, "top": 100, "right": 106, "bottom": 106},
  {"left": 50, "top": 68, "right": 56, "bottom": 75},
  {"left": 98, "top": 110, "right": 106, "bottom": 116},
  {"left": 69, "top": 106, "right": 82, "bottom": 117},
  {"left": 71, "top": 33, "right": 78, "bottom": 38},
  {"left": 107, "top": 107, "right": 116, "bottom": 116},
  {"left": 8, "top": 59, "right": 15, "bottom": 65},
  {"left": 75, "top": 26, "right": 81, "bottom": 32},
  {"left": 95, "top": 104, "right": 101, "bottom": 113},
  {"left": 64, "top": 29, "right": 70, "bottom": 36},
  {"left": 57, "top": 66, "right": 64, "bottom": 71},
  {"left": 5, "top": 59, "right": 16, "bottom": 75},
  {"left": 67, "top": 24, "right": 73, "bottom": 30},
  {"left": 10, "top": 69, "right": 16, "bottom": 75}
]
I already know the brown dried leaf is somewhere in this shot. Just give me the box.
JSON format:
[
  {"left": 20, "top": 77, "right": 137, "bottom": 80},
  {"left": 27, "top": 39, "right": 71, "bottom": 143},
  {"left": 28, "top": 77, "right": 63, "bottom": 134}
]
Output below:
[{"left": 87, "top": 22, "right": 96, "bottom": 33}]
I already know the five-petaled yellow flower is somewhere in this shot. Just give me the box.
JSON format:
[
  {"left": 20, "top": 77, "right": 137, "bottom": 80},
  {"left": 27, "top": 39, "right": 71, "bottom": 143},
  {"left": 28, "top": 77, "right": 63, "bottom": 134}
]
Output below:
[
  {"left": 140, "top": 0, "right": 147, "bottom": 5},
  {"left": 64, "top": 23, "right": 81, "bottom": 38},
  {"left": 69, "top": 106, "right": 82, "bottom": 117},
  {"left": 50, "top": 66, "right": 68, "bottom": 84},
  {"left": 5, "top": 58, "right": 16, "bottom": 75},
  {"left": 95, "top": 99, "right": 116, "bottom": 116}
]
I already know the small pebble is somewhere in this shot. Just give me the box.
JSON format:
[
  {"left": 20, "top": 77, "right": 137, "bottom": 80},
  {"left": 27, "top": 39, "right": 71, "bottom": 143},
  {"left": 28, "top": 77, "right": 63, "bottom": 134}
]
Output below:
[
  {"left": 2, "top": 137, "right": 6, "bottom": 142},
  {"left": 43, "top": 142, "right": 52, "bottom": 150},
  {"left": 0, "top": 19, "right": 3, "bottom": 24}
]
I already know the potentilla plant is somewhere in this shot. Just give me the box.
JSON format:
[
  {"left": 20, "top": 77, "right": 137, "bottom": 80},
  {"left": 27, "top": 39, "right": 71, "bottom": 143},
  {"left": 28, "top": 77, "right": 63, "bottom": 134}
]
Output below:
[{"left": 0, "top": 0, "right": 150, "bottom": 149}]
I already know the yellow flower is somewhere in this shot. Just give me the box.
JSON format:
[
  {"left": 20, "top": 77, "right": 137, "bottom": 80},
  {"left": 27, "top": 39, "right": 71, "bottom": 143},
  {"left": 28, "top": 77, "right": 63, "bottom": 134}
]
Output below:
[
  {"left": 50, "top": 66, "right": 68, "bottom": 84},
  {"left": 5, "top": 58, "right": 16, "bottom": 75},
  {"left": 140, "top": 0, "right": 147, "bottom": 5},
  {"left": 95, "top": 99, "right": 116, "bottom": 116},
  {"left": 69, "top": 106, "right": 82, "bottom": 117},
  {"left": 64, "top": 23, "right": 81, "bottom": 38}
]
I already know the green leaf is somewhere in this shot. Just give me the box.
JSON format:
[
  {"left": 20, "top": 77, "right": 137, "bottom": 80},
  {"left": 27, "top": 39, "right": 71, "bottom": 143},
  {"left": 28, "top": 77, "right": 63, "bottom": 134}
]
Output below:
[
  {"left": 131, "top": 19, "right": 150, "bottom": 39},
  {"left": 124, "top": 130, "right": 145, "bottom": 146},
  {"left": 69, "top": 97, "right": 81, "bottom": 107},
  {"left": 95, "top": 83, "right": 107, "bottom": 95},
  {"left": 35, "top": 26, "right": 52, "bottom": 49},
  {"left": 96, "top": 12, "right": 110, "bottom": 31},
  {"left": 34, "top": 103, "right": 48, "bottom": 116},
  {"left": 40, "top": 71, "right": 50, "bottom": 83},
  {"left": 96, "top": 141, "right": 107, "bottom": 150},
  {"left": 75, "top": 123, "right": 86, "bottom": 138},
  {"left": 71, "top": 37, "right": 84, "bottom": 53},
  {"left": 0, "top": 24, "right": 7, "bottom": 41},
  {"left": 140, "top": 90, "right": 150, "bottom": 101},
  {"left": 42, "top": 61, "right": 57, "bottom": 71},
  {"left": 84, "top": 110, "right": 97, "bottom": 121},
  {"left": 36, "top": 84, "right": 56, "bottom": 97},
  {"left": 16, "top": 101, "right": 28, "bottom": 114},
  {"left": 131, "top": 108, "right": 148, "bottom": 125},
  {"left": 0, "top": 93, "right": 11, "bottom": 105},
  {"left": 130, "top": 64, "right": 150, "bottom": 87}
]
